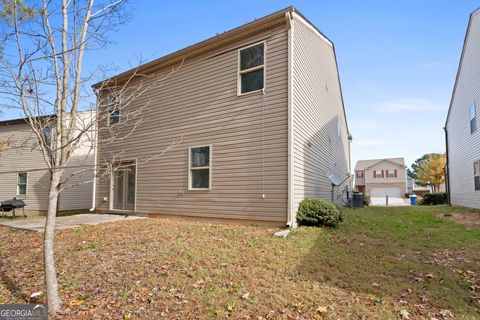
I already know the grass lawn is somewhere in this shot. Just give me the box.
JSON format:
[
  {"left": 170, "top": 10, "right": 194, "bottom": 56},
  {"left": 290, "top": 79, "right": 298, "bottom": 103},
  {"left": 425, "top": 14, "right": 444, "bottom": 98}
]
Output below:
[{"left": 0, "top": 206, "right": 478, "bottom": 319}]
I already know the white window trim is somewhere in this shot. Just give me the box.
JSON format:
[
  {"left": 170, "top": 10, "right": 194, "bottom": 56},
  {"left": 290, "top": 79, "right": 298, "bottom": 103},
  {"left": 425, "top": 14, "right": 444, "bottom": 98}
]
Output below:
[
  {"left": 107, "top": 95, "right": 121, "bottom": 127},
  {"left": 188, "top": 144, "right": 212, "bottom": 191},
  {"left": 474, "top": 160, "right": 480, "bottom": 192},
  {"left": 109, "top": 160, "right": 137, "bottom": 212},
  {"left": 237, "top": 41, "right": 266, "bottom": 96},
  {"left": 17, "top": 172, "right": 28, "bottom": 197},
  {"left": 469, "top": 102, "right": 477, "bottom": 134}
]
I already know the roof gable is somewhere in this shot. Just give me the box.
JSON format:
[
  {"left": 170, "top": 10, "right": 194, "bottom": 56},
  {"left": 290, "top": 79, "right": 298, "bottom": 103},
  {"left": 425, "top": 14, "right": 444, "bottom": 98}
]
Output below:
[{"left": 355, "top": 158, "right": 405, "bottom": 171}]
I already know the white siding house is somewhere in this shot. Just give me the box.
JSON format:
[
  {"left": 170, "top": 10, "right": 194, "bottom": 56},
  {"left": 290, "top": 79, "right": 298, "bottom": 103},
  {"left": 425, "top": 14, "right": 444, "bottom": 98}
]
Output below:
[{"left": 445, "top": 7, "right": 480, "bottom": 209}]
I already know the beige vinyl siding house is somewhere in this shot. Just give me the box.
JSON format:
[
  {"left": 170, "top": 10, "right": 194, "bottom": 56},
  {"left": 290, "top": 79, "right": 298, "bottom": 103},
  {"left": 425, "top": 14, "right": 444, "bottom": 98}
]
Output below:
[
  {"left": 0, "top": 115, "right": 95, "bottom": 215},
  {"left": 354, "top": 158, "right": 407, "bottom": 198},
  {"left": 445, "top": 7, "right": 480, "bottom": 209},
  {"left": 93, "top": 7, "right": 351, "bottom": 226}
]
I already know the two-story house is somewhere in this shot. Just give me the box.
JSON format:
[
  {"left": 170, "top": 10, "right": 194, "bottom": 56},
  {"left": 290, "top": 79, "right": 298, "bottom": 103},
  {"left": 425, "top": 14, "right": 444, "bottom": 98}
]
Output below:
[
  {"left": 0, "top": 114, "right": 95, "bottom": 215},
  {"left": 445, "top": 7, "right": 480, "bottom": 209},
  {"left": 92, "top": 7, "right": 351, "bottom": 226},
  {"left": 354, "top": 158, "right": 407, "bottom": 197}
]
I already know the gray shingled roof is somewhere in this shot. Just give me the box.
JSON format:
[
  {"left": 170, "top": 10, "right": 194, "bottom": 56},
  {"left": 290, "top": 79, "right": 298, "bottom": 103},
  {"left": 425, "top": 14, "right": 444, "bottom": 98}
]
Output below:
[{"left": 354, "top": 158, "right": 405, "bottom": 171}]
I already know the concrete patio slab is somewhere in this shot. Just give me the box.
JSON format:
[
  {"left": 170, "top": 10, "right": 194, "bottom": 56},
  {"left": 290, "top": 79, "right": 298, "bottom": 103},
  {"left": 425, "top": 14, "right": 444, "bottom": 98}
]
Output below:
[{"left": 0, "top": 214, "right": 144, "bottom": 232}]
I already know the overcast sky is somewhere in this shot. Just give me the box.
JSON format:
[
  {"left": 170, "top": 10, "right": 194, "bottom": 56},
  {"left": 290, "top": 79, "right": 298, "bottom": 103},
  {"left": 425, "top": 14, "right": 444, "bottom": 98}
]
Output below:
[{"left": 1, "top": 0, "right": 478, "bottom": 169}]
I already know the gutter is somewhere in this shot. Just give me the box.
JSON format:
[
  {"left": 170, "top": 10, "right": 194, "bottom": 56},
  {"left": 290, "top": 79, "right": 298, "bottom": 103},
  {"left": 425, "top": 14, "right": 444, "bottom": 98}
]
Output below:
[
  {"left": 286, "top": 11, "right": 295, "bottom": 227},
  {"left": 443, "top": 126, "right": 451, "bottom": 205}
]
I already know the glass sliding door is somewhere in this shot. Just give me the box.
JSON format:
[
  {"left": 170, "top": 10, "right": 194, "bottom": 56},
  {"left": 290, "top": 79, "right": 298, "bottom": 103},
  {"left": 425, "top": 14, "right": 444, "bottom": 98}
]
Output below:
[{"left": 112, "top": 164, "right": 136, "bottom": 211}]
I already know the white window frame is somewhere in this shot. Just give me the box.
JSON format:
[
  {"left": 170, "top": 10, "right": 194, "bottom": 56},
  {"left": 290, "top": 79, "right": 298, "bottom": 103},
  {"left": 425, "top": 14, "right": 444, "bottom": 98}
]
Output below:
[
  {"left": 469, "top": 102, "right": 477, "bottom": 134},
  {"left": 17, "top": 172, "right": 28, "bottom": 197},
  {"left": 107, "top": 95, "right": 121, "bottom": 127},
  {"left": 474, "top": 160, "right": 480, "bottom": 191},
  {"left": 109, "top": 160, "right": 137, "bottom": 212},
  {"left": 375, "top": 173, "right": 382, "bottom": 179},
  {"left": 388, "top": 169, "right": 395, "bottom": 178},
  {"left": 188, "top": 144, "right": 212, "bottom": 191},
  {"left": 237, "top": 41, "right": 266, "bottom": 96}
]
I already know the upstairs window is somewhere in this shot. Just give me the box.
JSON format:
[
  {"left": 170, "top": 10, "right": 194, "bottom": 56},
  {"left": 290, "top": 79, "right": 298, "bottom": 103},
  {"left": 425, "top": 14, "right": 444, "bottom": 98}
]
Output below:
[
  {"left": 387, "top": 170, "right": 395, "bottom": 178},
  {"left": 356, "top": 172, "right": 363, "bottom": 179},
  {"left": 17, "top": 173, "right": 27, "bottom": 196},
  {"left": 189, "top": 145, "right": 211, "bottom": 190},
  {"left": 107, "top": 95, "right": 121, "bottom": 126},
  {"left": 474, "top": 160, "right": 480, "bottom": 191},
  {"left": 469, "top": 102, "right": 477, "bottom": 134},
  {"left": 238, "top": 42, "right": 265, "bottom": 94}
]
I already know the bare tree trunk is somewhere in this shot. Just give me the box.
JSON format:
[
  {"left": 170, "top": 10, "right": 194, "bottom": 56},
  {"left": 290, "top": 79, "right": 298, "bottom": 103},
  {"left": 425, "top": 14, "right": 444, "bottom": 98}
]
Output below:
[{"left": 44, "top": 170, "right": 62, "bottom": 313}]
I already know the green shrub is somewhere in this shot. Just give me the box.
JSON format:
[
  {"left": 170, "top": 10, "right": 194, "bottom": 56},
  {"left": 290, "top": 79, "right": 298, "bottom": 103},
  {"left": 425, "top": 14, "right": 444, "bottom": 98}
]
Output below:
[
  {"left": 419, "top": 192, "right": 447, "bottom": 205},
  {"left": 297, "top": 198, "right": 343, "bottom": 227}
]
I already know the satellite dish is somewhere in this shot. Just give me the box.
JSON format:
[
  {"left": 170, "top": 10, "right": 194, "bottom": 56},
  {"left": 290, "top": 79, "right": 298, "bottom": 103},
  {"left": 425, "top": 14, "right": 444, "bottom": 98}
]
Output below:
[{"left": 327, "top": 172, "right": 349, "bottom": 186}]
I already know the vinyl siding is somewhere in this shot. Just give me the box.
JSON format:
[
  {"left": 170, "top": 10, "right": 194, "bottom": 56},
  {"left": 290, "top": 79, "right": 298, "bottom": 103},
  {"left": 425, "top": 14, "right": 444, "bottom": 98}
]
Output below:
[
  {"left": 446, "top": 9, "right": 480, "bottom": 209},
  {"left": 0, "top": 120, "right": 94, "bottom": 214},
  {"left": 291, "top": 13, "right": 350, "bottom": 218},
  {"left": 96, "top": 26, "right": 289, "bottom": 222}
]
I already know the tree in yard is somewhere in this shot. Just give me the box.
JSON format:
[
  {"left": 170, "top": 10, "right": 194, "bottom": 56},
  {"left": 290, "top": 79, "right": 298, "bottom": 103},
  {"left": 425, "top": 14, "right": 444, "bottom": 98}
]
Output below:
[
  {"left": 0, "top": 0, "right": 182, "bottom": 314},
  {"left": 408, "top": 153, "right": 446, "bottom": 192}
]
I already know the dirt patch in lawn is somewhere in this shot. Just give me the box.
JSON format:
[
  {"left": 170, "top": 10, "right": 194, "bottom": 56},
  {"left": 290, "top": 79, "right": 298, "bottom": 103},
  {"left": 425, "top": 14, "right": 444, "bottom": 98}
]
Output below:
[{"left": 439, "top": 211, "right": 480, "bottom": 228}]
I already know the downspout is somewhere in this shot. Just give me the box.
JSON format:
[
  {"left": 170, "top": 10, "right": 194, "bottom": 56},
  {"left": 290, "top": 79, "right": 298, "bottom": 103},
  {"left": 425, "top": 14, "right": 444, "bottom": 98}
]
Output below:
[
  {"left": 286, "top": 11, "right": 295, "bottom": 227},
  {"left": 443, "top": 126, "right": 451, "bottom": 205},
  {"left": 89, "top": 108, "right": 98, "bottom": 212}
]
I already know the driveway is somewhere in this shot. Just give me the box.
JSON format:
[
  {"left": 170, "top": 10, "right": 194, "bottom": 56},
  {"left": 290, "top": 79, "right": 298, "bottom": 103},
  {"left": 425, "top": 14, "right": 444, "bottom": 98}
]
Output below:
[
  {"left": 0, "top": 214, "right": 144, "bottom": 232},
  {"left": 370, "top": 197, "right": 410, "bottom": 206}
]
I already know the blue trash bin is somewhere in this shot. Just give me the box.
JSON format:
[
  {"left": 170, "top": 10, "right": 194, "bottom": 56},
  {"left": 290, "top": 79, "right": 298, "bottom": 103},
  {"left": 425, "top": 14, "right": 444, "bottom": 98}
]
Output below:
[{"left": 410, "top": 194, "right": 417, "bottom": 206}]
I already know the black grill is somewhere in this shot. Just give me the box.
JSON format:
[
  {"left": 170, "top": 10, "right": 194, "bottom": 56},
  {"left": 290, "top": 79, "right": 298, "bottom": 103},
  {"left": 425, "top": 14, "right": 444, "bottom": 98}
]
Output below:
[{"left": 0, "top": 198, "right": 27, "bottom": 218}]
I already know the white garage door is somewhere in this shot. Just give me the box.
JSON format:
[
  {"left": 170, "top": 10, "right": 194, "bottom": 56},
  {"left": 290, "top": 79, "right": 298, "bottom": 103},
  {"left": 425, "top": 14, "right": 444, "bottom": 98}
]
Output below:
[{"left": 370, "top": 187, "right": 401, "bottom": 197}]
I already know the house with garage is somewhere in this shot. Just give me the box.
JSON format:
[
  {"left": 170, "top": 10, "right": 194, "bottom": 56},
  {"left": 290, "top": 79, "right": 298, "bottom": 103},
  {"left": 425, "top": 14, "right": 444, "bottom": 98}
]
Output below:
[
  {"left": 92, "top": 7, "right": 351, "bottom": 226},
  {"left": 0, "top": 114, "right": 95, "bottom": 215},
  {"left": 354, "top": 158, "right": 407, "bottom": 197},
  {"left": 445, "top": 7, "right": 480, "bottom": 209}
]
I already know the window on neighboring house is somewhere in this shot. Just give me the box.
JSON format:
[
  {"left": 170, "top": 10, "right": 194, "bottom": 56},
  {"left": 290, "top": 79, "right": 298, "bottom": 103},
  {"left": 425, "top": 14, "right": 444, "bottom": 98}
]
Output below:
[
  {"left": 238, "top": 42, "right": 265, "bottom": 94},
  {"left": 356, "top": 172, "right": 363, "bottom": 179},
  {"left": 474, "top": 160, "right": 480, "bottom": 191},
  {"left": 189, "top": 145, "right": 211, "bottom": 190},
  {"left": 469, "top": 102, "right": 477, "bottom": 134},
  {"left": 387, "top": 169, "right": 396, "bottom": 178},
  {"left": 107, "top": 95, "right": 121, "bottom": 126},
  {"left": 17, "top": 172, "right": 27, "bottom": 196},
  {"left": 374, "top": 170, "right": 383, "bottom": 178},
  {"left": 43, "top": 126, "right": 52, "bottom": 146}
]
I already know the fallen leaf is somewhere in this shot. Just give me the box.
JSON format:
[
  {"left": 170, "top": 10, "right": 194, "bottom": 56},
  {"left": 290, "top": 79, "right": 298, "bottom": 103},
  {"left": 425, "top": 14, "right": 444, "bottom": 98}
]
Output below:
[
  {"left": 242, "top": 292, "right": 250, "bottom": 300},
  {"left": 400, "top": 309, "right": 410, "bottom": 319},
  {"left": 68, "top": 300, "right": 85, "bottom": 307},
  {"left": 316, "top": 306, "right": 327, "bottom": 314}
]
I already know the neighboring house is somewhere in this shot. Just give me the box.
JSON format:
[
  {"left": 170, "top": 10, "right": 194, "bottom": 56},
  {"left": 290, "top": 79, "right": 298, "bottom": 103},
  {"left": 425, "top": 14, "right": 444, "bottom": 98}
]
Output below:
[
  {"left": 0, "top": 113, "right": 95, "bottom": 215},
  {"left": 92, "top": 7, "right": 351, "bottom": 226},
  {"left": 445, "top": 7, "right": 480, "bottom": 209},
  {"left": 354, "top": 158, "right": 407, "bottom": 197}
]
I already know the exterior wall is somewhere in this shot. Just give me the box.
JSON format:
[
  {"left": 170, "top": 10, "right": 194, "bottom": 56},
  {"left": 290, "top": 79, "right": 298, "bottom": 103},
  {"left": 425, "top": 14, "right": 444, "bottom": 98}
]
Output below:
[
  {"left": 0, "top": 117, "right": 94, "bottom": 214},
  {"left": 96, "top": 26, "right": 289, "bottom": 223},
  {"left": 291, "top": 12, "right": 350, "bottom": 217},
  {"left": 363, "top": 161, "right": 407, "bottom": 195},
  {"left": 446, "top": 9, "right": 480, "bottom": 209}
]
